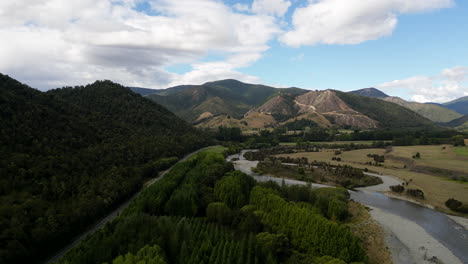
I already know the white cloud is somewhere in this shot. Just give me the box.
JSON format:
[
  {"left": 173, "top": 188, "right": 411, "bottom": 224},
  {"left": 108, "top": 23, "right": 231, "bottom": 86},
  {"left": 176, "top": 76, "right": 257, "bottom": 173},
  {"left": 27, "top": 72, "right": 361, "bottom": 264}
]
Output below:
[
  {"left": 252, "top": 0, "right": 291, "bottom": 17},
  {"left": 0, "top": 0, "right": 280, "bottom": 89},
  {"left": 233, "top": 3, "right": 250, "bottom": 12},
  {"left": 281, "top": 0, "right": 453, "bottom": 47},
  {"left": 377, "top": 66, "right": 468, "bottom": 103}
]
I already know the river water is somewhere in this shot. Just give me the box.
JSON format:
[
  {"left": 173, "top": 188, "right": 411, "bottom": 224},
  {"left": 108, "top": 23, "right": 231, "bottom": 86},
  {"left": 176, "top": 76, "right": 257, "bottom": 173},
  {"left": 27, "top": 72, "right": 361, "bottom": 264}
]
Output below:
[{"left": 227, "top": 150, "right": 468, "bottom": 264}]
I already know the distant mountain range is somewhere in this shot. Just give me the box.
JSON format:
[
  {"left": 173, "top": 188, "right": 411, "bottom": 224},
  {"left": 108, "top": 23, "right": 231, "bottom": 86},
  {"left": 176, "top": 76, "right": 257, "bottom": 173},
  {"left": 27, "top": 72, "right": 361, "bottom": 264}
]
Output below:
[
  {"left": 443, "top": 96, "right": 468, "bottom": 115},
  {"left": 131, "top": 80, "right": 437, "bottom": 130},
  {"left": 350, "top": 88, "right": 463, "bottom": 123}
]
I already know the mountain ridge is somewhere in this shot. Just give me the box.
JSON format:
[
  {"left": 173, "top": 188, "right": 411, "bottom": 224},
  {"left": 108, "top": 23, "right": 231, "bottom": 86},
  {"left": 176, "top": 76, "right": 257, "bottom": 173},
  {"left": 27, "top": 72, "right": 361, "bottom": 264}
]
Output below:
[
  {"left": 146, "top": 80, "right": 434, "bottom": 130},
  {"left": 348, "top": 88, "right": 462, "bottom": 122}
]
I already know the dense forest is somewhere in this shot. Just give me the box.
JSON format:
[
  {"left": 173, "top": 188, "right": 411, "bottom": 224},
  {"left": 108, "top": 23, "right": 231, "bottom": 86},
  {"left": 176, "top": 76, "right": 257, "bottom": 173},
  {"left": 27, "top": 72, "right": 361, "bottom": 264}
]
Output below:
[
  {"left": 57, "top": 151, "right": 367, "bottom": 264},
  {"left": 0, "top": 74, "right": 210, "bottom": 263}
]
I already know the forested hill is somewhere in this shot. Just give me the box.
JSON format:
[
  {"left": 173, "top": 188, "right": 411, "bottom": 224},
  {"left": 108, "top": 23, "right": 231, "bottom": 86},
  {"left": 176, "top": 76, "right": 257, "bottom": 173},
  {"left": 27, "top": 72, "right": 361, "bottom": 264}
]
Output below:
[
  {"left": 334, "top": 91, "right": 434, "bottom": 128},
  {"left": 0, "top": 74, "right": 210, "bottom": 264}
]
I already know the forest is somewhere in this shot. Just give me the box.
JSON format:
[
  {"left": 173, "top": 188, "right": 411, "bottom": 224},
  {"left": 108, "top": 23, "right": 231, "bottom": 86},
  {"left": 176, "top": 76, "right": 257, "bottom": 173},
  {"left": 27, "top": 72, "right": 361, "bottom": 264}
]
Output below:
[
  {"left": 0, "top": 74, "right": 210, "bottom": 263},
  {"left": 56, "top": 151, "right": 367, "bottom": 264}
]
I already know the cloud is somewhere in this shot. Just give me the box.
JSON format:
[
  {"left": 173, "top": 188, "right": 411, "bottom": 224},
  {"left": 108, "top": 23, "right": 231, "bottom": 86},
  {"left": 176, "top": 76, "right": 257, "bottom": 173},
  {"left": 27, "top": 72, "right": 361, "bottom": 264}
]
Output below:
[
  {"left": 252, "top": 0, "right": 291, "bottom": 17},
  {"left": 0, "top": 0, "right": 280, "bottom": 89},
  {"left": 281, "top": 0, "right": 453, "bottom": 47},
  {"left": 377, "top": 66, "right": 468, "bottom": 103}
]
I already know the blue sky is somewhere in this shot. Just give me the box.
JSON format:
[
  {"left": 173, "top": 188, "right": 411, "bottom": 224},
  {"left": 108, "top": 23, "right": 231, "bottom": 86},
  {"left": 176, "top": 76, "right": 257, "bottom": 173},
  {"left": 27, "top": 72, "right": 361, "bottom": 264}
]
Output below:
[
  {"left": 240, "top": 1, "right": 468, "bottom": 94},
  {"left": 0, "top": 0, "right": 467, "bottom": 102}
]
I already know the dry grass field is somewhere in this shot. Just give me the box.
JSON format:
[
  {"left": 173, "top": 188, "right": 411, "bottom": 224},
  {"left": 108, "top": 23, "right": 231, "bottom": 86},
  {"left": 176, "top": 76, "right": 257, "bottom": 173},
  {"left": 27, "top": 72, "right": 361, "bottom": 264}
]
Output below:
[
  {"left": 391, "top": 145, "right": 468, "bottom": 174},
  {"left": 279, "top": 140, "right": 390, "bottom": 146},
  {"left": 276, "top": 145, "right": 468, "bottom": 214}
]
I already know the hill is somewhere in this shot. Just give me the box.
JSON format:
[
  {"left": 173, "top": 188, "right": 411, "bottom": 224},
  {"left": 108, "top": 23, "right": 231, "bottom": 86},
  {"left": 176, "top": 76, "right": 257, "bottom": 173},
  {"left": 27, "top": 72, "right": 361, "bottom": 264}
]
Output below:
[
  {"left": 146, "top": 79, "right": 308, "bottom": 122},
  {"left": 349, "top": 87, "right": 389, "bottom": 98},
  {"left": 0, "top": 74, "right": 209, "bottom": 263},
  {"left": 197, "top": 89, "right": 432, "bottom": 130},
  {"left": 245, "top": 90, "right": 379, "bottom": 129},
  {"left": 349, "top": 88, "right": 461, "bottom": 122},
  {"left": 129, "top": 87, "right": 159, "bottom": 96},
  {"left": 443, "top": 115, "right": 468, "bottom": 132},
  {"left": 443, "top": 96, "right": 468, "bottom": 115},
  {"left": 151, "top": 80, "right": 433, "bottom": 130},
  {"left": 381, "top": 96, "right": 462, "bottom": 123},
  {"left": 334, "top": 91, "right": 433, "bottom": 128}
]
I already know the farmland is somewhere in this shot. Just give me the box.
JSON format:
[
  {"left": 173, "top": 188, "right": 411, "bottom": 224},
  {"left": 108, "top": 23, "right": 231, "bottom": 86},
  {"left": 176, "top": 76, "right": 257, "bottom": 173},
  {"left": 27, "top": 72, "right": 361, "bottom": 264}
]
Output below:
[{"left": 276, "top": 145, "right": 468, "bottom": 214}]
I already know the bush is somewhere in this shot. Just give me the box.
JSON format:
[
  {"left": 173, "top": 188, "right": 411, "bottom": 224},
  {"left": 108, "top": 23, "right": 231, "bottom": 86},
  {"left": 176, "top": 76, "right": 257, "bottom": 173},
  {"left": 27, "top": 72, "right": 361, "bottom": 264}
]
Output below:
[
  {"left": 445, "top": 198, "right": 468, "bottom": 213},
  {"left": 389, "top": 185, "right": 404, "bottom": 193},
  {"left": 407, "top": 189, "right": 424, "bottom": 199}
]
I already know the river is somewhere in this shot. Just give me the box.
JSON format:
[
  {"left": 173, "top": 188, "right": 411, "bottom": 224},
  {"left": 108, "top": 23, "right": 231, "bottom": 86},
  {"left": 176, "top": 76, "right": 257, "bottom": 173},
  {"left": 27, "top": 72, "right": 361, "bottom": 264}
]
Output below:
[{"left": 228, "top": 150, "right": 468, "bottom": 264}]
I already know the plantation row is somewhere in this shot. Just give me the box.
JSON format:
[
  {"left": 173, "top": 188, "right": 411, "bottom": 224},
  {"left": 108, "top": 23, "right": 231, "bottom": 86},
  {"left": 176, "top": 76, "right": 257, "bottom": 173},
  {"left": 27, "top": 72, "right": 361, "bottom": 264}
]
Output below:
[{"left": 57, "top": 151, "right": 367, "bottom": 264}]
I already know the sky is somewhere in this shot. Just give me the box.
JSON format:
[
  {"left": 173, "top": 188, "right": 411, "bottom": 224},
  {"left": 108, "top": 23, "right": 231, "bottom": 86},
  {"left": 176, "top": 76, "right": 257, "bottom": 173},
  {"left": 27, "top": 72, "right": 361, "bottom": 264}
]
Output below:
[{"left": 0, "top": 0, "right": 467, "bottom": 103}]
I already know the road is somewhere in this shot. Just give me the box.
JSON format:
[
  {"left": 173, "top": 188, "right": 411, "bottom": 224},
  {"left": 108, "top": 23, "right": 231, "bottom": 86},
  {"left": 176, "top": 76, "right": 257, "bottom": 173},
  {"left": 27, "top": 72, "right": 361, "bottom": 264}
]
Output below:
[{"left": 45, "top": 146, "right": 215, "bottom": 264}]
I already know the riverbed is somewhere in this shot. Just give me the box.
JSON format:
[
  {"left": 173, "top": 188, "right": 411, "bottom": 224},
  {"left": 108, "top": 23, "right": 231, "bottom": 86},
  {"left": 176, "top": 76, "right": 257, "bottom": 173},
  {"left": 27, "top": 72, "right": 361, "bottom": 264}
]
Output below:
[{"left": 228, "top": 150, "right": 468, "bottom": 264}]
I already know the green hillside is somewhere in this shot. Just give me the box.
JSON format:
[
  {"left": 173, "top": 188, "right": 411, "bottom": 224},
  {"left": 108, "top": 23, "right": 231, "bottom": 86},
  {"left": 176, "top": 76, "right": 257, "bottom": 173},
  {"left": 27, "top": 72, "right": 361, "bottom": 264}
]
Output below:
[
  {"left": 444, "top": 96, "right": 468, "bottom": 115},
  {"left": 147, "top": 79, "right": 307, "bottom": 122},
  {"left": 349, "top": 88, "right": 461, "bottom": 122},
  {"left": 382, "top": 97, "right": 462, "bottom": 123},
  {"left": 443, "top": 115, "right": 468, "bottom": 132},
  {"left": 0, "top": 74, "right": 209, "bottom": 263},
  {"left": 349, "top": 87, "right": 389, "bottom": 98},
  {"left": 335, "top": 91, "right": 434, "bottom": 128}
]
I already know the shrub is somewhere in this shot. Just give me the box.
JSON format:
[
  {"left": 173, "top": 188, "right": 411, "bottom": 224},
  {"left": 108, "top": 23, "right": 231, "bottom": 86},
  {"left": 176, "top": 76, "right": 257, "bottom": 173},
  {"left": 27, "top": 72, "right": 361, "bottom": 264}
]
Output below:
[
  {"left": 407, "top": 189, "right": 424, "bottom": 199},
  {"left": 390, "top": 185, "right": 404, "bottom": 193}
]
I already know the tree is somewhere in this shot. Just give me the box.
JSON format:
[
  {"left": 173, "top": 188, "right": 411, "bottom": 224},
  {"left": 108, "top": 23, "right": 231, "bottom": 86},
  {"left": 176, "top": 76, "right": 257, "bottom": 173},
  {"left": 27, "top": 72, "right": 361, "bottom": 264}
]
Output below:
[
  {"left": 451, "top": 135, "right": 466, "bottom": 146},
  {"left": 214, "top": 171, "right": 255, "bottom": 209},
  {"left": 207, "top": 202, "right": 233, "bottom": 225}
]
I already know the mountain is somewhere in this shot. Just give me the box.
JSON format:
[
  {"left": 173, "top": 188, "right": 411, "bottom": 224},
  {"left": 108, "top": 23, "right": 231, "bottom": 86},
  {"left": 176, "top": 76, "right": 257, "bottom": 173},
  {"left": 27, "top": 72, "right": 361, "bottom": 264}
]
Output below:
[
  {"left": 381, "top": 96, "right": 462, "bottom": 123},
  {"left": 244, "top": 90, "right": 379, "bottom": 129},
  {"left": 208, "top": 90, "right": 431, "bottom": 130},
  {"left": 443, "top": 114, "right": 468, "bottom": 132},
  {"left": 333, "top": 91, "right": 433, "bottom": 128},
  {"left": 0, "top": 74, "right": 209, "bottom": 263},
  {"left": 129, "top": 87, "right": 159, "bottom": 96},
  {"left": 146, "top": 79, "right": 308, "bottom": 122},
  {"left": 149, "top": 79, "right": 433, "bottom": 130},
  {"left": 443, "top": 96, "right": 468, "bottom": 115},
  {"left": 348, "top": 88, "right": 462, "bottom": 122},
  {"left": 349, "top": 87, "right": 389, "bottom": 98}
]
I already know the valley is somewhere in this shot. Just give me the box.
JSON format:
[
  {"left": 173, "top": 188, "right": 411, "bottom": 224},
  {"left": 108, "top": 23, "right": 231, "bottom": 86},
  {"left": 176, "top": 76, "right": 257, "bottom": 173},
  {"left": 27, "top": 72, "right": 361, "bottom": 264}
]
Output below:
[
  {"left": 2, "top": 75, "right": 467, "bottom": 264},
  {"left": 4, "top": 2, "right": 468, "bottom": 264}
]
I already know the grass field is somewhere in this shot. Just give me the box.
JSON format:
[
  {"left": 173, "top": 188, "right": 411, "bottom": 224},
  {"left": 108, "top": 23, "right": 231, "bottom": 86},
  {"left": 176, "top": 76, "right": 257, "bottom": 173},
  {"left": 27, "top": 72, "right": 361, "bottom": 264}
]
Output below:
[
  {"left": 279, "top": 140, "right": 391, "bottom": 146},
  {"left": 276, "top": 145, "right": 468, "bottom": 214},
  {"left": 197, "top": 145, "right": 227, "bottom": 154},
  {"left": 390, "top": 145, "right": 468, "bottom": 174},
  {"left": 454, "top": 146, "right": 468, "bottom": 157}
]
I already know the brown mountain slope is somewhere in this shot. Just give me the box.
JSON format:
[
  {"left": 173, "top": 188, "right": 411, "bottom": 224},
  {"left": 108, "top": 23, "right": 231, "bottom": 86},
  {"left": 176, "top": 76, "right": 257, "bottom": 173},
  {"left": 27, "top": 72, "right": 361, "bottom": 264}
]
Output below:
[
  {"left": 237, "top": 89, "right": 378, "bottom": 129},
  {"left": 245, "top": 95, "right": 297, "bottom": 117},
  {"left": 295, "top": 90, "right": 355, "bottom": 113}
]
